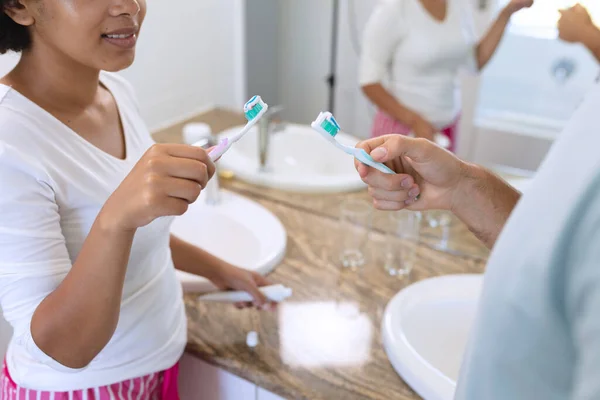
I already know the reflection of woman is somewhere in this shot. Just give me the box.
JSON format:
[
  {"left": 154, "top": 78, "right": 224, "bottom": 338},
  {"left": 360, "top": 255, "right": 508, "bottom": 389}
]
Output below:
[{"left": 360, "top": 0, "right": 533, "bottom": 151}]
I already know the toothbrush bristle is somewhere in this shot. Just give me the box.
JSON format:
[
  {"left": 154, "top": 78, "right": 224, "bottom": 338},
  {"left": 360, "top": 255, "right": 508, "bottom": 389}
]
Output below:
[
  {"left": 245, "top": 102, "right": 264, "bottom": 121},
  {"left": 320, "top": 117, "right": 340, "bottom": 137},
  {"left": 245, "top": 95, "right": 258, "bottom": 109},
  {"left": 243, "top": 95, "right": 267, "bottom": 121}
]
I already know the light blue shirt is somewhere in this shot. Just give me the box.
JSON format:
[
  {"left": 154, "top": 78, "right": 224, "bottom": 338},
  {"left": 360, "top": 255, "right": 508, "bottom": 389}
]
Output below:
[{"left": 456, "top": 81, "right": 600, "bottom": 399}]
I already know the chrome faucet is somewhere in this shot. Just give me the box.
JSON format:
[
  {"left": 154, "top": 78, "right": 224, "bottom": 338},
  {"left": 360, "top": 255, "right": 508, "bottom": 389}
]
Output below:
[
  {"left": 258, "top": 105, "right": 286, "bottom": 170},
  {"left": 195, "top": 136, "right": 221, "bottom": 206}
]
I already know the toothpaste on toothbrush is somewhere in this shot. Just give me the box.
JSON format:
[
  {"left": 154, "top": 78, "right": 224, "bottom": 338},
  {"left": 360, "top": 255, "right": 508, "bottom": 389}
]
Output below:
[{"left": 207, "top": 95, "right": 269, "bottom": 161}]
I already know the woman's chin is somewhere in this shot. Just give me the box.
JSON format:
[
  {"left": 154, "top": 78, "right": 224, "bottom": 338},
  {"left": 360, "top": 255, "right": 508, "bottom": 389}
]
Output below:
[{"left": 100, "top": 54, "right": 136, "bottom": 72}]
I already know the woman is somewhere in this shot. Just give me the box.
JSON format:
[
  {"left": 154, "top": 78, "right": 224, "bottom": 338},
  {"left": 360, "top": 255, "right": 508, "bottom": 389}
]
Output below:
[
  {"left": 359, "top": 0, "right": 533, "bottom": 151},
  {"left": 0, "top": 0, "right": 272, "bottom": 398}
]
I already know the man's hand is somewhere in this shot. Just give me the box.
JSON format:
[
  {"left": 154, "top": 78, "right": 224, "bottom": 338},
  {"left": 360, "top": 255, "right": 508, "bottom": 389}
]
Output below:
[
  {"left": 355, "top": 135, "right": 521, "bottom": 248},
  {"left": 355, "top": 135, "right": 465, "bottom": 211}
]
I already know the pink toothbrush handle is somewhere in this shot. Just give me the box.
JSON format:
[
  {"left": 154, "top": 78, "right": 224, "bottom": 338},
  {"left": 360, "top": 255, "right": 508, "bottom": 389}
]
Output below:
[{"left": 209, "top": 138, "right": 229, "bottom": 161}]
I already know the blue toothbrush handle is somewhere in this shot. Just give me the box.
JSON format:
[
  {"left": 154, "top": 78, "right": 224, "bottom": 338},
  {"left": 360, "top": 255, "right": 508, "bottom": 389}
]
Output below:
[{"left": 355, "top": 149, "right": 395, "bottom": 174}]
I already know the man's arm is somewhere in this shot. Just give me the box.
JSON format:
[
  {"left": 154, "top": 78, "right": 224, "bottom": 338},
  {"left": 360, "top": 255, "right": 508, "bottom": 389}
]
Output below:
[
  {"left": 356, "top": 135, "right": 521, "bottom": 249},
  {"left": 451, "top": 164, "right": 521, "bottom": 248},
  {"left": 581, "top": 24, "right": 600, "bottom": 64}
]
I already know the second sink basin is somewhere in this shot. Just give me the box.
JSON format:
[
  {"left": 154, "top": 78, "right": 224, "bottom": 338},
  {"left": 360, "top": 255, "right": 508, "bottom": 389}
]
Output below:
[
  {"left": 170, "top": 190, "right": 287, "bottom": 293},
  {"left": 382, "top": 274, "right": 483, "bottom": 400},
  {"left": 217, "top": 124, "right": 366, "bottom": 193}
]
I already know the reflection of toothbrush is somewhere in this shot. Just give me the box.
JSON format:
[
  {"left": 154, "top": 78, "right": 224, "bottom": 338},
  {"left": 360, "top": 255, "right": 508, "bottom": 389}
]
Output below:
[
  {"left": 207, "top": 96, "right": 269, "bottom": 161},
  {"left": 311, "top": 112, "right": 395, "bottom": 174},
  {"left": 197, "top": 284, "right": 293, "bottom": 303}
]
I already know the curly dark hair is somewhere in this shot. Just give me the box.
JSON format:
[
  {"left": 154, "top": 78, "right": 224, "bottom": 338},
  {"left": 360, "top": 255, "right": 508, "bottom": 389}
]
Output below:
[{"left": 0, "top": 0, "right": 31, "bottom": 54}]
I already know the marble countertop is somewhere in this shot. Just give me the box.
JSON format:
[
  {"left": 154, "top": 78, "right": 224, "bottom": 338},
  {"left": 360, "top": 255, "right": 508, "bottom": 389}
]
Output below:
[{"left": 154, "top": 109, "right": 489, "bottom": 400}]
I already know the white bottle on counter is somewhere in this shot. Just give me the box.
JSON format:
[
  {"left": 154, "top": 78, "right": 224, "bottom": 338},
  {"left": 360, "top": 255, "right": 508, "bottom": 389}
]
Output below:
[{"left": 183, "top": 123, "right": 221, "bottom": 205}]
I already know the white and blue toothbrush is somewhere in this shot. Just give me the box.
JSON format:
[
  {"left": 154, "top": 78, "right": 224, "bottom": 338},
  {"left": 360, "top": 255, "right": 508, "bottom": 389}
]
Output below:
[
  {"left": 207, "top": 96, "right": 269, "bottom": 161},
  {"left": 311, "top": 112, "right": 395, "bottom": 174}
]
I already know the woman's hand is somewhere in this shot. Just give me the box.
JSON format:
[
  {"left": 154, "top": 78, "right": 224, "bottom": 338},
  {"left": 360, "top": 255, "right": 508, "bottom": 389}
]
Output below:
[
  {"left": 100, "top": 144, "right": 215, "bottom": 232},
  {"left": 410, "top": 116, "right": 436, "bottom": 141},
  {"left": 210, "top": 263, "right": 275, "bottom": 310},
  {"left": 169, "top": 235, "right": 275, "bottom": 310},
  {"left": 558, "top": 4, "right": 594, "bottom": 43},
  {"left": 506, "top": 0, "right": 534, "bottom": 14}
]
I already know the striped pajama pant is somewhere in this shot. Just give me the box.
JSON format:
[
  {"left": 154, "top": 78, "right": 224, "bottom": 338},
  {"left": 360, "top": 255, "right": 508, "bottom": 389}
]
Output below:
[{"left": 0, "top": 361, "right": 179, "bottom": 400}]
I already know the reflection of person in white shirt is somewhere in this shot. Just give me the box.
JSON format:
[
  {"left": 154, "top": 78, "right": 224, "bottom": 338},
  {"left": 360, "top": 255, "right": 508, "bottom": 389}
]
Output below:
[
  {"left": 558, "top": 4, "right": 600, "bottom": 64},
  {"left": 359, "top": 0, "right": 533, "bottom": 151}
]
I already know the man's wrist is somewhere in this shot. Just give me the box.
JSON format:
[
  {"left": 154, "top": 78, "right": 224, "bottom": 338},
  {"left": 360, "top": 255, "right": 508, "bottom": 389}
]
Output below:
[
  {"left": 449, "top": 162, "right": 521, "bottom": 248},
  {"left": 581, "top": 23, "right": 600, "bottom": 51},
  {"left": 450, "top": 162, "right": 487, "bottom": 218}
]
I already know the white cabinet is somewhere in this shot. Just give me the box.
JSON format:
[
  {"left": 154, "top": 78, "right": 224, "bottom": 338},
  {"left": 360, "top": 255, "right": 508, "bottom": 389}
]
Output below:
[
  {"left": 256, "top": 388, "right": 287, "bottom": 400},
  {"left": 178, "top": 354, "right": 257, "bottom": 400},
  {"left": 179, "top": 354, "right": 289, "bottom": 400}
]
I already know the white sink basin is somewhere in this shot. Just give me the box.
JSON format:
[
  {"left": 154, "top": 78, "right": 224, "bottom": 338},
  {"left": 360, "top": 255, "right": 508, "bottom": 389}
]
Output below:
[
  {"left": 505, "top": 176, "right": 531, "bottom": 193},
  {"left": 170, "top": 190, "right": 287, "bottom": 292},
  {"left": 217, "top": 124, "right": 366, "bottom": 193},
  {"left": 382, "top": 274, "right": 483, "bottom": 400},
  {"left": 492, "top": 166, "right": 534, "bottom": 194}
]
